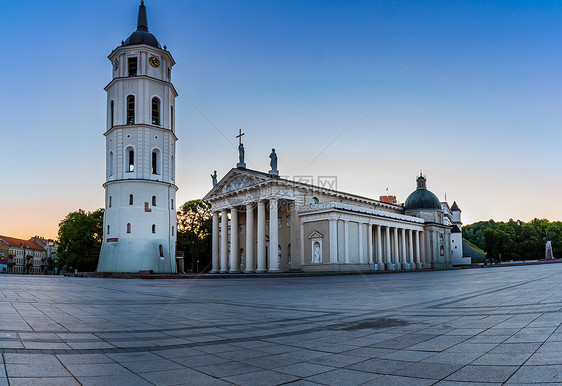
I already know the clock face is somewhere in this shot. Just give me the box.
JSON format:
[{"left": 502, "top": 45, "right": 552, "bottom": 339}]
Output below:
[
  {"left": 113, "top": 60, "right": 119, "bottom": 71},
  {"left": 149, "top": 56, "right": 160, "bottom": 68}
]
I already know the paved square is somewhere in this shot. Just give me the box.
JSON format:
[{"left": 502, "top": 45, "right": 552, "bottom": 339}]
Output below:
[{"left": 2, "top": 264, "right": 562, "bottom": 385}]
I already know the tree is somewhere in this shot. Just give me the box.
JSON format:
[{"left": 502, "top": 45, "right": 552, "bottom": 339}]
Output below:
[
  {"left": 57, "top": 209, "right": 104, "bottom": 272},
  {"left": 177, "top": 200, "right": 212, "bottom": 273}
]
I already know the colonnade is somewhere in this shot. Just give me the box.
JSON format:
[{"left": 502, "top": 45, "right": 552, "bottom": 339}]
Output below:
[{"left": 364, "top": 223, "right": 423, "bottom": 270}]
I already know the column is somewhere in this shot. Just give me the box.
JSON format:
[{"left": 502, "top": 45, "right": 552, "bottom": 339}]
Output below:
[
  {"left": 220, "top": 209, "right": 228, "bottom": 273},
  {"left": 211, "top": 211, "right": 219, "bottom": 273},
  {"left": 229, "top": 208, "right": 239, "bottom": 273},
  {"left": 367, "top": 223, "right": 373, "bottom": 265},
  {"left": 416, "top": 230, "right": 422, "bottom": 268},
  {"left": 359, "top": 223, "right": 364, "bottom": 264},
  {"left": 400, "top": 228, "right": 402, "bottom": 269},
  {"left": 329, "top": 219, "right": 338, "bottom": 263},
  {"left": 268, "top": 199, "right": 280, "bottom": 272},
  {"left": 344, "top": 220, "right": 350, "bottom": 264},
  {"left": 300, "top": 222, "right": 305, "bottom": 265},
  {"left": 245, "top": 205, "right": 255, "bottom": 273},
  {"left": 376, "top": 225, "right": 383, "bottom": 269},
  {"left": 385, "top": 226, "right": 391, "bottom": 270},
  {"left": 393, "top": 227, "right": 399, "bottom": 270},
  {"left": 256, "top": 201, "right": 266, "bottom": 273},
  {"left": 408, "top": 229, "right": 415, "bottom": 268}
]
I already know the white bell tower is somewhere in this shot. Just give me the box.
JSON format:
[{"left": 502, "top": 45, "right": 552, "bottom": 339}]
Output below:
[{"left": 98, "top": 1, "right": 178, "bottom": 273}]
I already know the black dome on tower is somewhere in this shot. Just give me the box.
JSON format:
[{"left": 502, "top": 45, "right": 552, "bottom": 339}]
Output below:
[
  {"left": 404, "top": 174, "right": 442, "bottom": 211},
  {"left": 124, "top": 1, "right": 161, "bottom": 49}
]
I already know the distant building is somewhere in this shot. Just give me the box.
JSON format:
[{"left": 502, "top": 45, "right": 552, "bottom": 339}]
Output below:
[
  {"left": 31, "top": 237, "right": 58, "bottom": 272},
  {"left": 0, "top": 236, "right": 46, "bottom": 273},
  {"left": 379, "top": 195, "right": 398, "bottom": 204}
]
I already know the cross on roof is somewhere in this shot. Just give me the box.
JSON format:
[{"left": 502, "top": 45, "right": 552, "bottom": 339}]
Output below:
[{"left": 236, "top": 129, "right": 245, "bottom": 146}]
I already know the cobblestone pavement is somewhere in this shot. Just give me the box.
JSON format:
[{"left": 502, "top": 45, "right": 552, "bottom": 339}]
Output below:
[{"left": 2, "top": 265, "right": 562, "bottom": 385}]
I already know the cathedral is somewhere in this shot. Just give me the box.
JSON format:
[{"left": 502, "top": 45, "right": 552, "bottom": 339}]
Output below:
[{"left": 96, "top": 2, "right": 464, "bottom": 274}]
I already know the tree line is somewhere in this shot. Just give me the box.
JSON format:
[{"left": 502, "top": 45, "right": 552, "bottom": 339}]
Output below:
[
  {"left": 56, "top": 200, "right": 212, "bottom": 273},
  {"left": 463, "top": 219, "right": 561, "bottom": 261}
]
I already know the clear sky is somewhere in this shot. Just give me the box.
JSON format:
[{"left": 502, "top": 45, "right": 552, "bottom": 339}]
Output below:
[{"left": 1, "top": 0, "right": 561, "bottom": 240}]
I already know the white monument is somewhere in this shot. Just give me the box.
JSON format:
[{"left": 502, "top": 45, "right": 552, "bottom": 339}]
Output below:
[{"left": 97, "top": 1, "right": 178, "bottom": 273}]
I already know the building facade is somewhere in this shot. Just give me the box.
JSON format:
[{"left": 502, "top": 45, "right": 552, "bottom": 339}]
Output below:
[
  {"left": 0, "top": 236, "right": 46, "bottom": 274},
  {"left": 97, "top": 2, "right": 178, "bottom": 273},
  {"left": 204, "top": 167, "right": 458, "bottom": 274}
]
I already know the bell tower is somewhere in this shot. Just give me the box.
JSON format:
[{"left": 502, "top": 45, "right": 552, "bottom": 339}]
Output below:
[{"left": 97, "top": 1, "right": 178, "bottom": 273}]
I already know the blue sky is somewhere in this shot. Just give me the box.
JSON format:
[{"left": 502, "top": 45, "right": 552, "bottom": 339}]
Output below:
[{"left": 1, "top": 0, "right": 561, "bottom": 238}]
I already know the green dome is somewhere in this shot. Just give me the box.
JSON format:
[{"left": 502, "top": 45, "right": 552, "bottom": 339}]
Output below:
[{"left": 404, "top": 175, "right": 441, "bottom": 210}]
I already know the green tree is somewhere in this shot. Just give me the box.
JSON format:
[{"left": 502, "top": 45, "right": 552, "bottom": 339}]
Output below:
[
  {"left": 57, "top": 209, "right": 104, "bottom": 272},
  {"left": 177, "top": 200, "right": 212, "bottom": 273}
]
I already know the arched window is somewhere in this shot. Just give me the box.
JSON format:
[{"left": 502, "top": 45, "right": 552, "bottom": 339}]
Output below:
[
  {"left": 152, "top": 196, "right": 156, "bottom": 206},
  {"left": 152, "top": 151, "right": 159, "bottom": 174},
  {"left": 171, "top": 105, "right": 174, "bottom": 131},
  {"left": 129, "top": 194, "right": 133, "bottom": 205},
  {"left": 171, "top": 199, "right": 174, "bottom": 210},
  {"left": 171, "top": 155, "right": 175, "bottom": 180},
  {"left": 109, "top": 151, "right": 114, "bottom": 176},
  {"left": 109, "top": 196, "right": 112, "bottom": 208},
  {"left": 172, "top": 226, "right": 174, "bottom": 236},
  {"left": 152, "top": 98, "right": 160, "bottom": 125},
  {"left": 127, "top": 95, "right": 135, "bottom": 124},
  {"left": 127, "top": 148, "right": 135, "bottom": 172},
  {"left": 159, "top": 244, "right": 164, "bottom": 257},
  {"left": 110, "top": 100, "right": 114, "bottom": 127},
  {"left": 127, "top": 223, "right": 131, "bottom": 233},
  {"left": 152, "top": 224, "right": 156, "bottom": 233},
  {"left": 107, "top": 225, "right": 110, "bottom": 234}
]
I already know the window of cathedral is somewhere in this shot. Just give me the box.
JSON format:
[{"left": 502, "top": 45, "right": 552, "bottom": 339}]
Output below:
[
  {"left": 152, "top": 97, "right": 160, "bottom": 125},
  {"left": 127, "top": 148, "right": 135, "bottom": 172},
  {"left": 152, "top": 196, "right": 156, "bottom": 206},
  {"left": 171, "top": 199, "right": 174, "bottom": 210},
  {"left": 129, "top": 194, "right": 133, "bottom": 205},
  {"left": 109, "top": 151, "right": 114, "bottom": 176},
  {"left": 127, "top": 223, "right": 131, "bottom": 233},
  {"left": 171, "top": 155, "right": 175, "bottom": 180},
  {"left": 107, "top": 225, "right": 110, "bottom": 234},
  {"left": 109, "top": 196, "right": 112, "bottom": 207},
  {"left": 110, "top": 100, "right": 114, "bottom": 127},
  {"left": 128, "top": 57, "right": 138, "bottom": 77},
  {"left": 127, "top": 95, "right": 135, "bottom": 124},
  {"left": 151, "top": 150, "right": 160, "bottom": 174},
  {"left": 152, "top": 224, "right": 156, "bottom": 233},
  {"left": 172, "top": 226, "right": 174, "bottom": 236},
  {"left": 171, "top": 106, "right": 174, "bottom": 131},
  {"left": 159, "top": 245, "right": 164, "bottom": 257}
]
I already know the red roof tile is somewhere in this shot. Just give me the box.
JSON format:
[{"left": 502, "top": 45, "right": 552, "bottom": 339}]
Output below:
[{"left": 0, "top": 236, "right": 45, "bottom": 251}]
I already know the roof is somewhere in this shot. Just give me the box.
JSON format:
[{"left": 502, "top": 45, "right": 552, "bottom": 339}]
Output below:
[
  {"left": 450, "top": 201, "right": 461, "bottom": 212},
  {"left": 0, "top": 236, "right": 45, "bottom": 251},
  {"left": 404, "top": 174, "right": 442, "bottom": 211},
  {"left": 123, "top": 1, "right": 161, "bottom": 48}
]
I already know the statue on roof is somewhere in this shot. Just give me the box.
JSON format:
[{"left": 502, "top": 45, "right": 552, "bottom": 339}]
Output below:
[
  {"left": 269, "top": 148, "right": 278, "bottom": 176},
  {"left": 211, "top": 171, "right": 217, "bottom": 187}
]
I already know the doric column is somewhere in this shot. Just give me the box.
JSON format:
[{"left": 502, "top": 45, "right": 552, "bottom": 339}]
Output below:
[
  {"left": 416, "top": 230, "right": 422, "bottom": 267},
  {"left": 229, "top": 208, "right": 239, "bottom": 273},
  {"left": 245, "top": 205, "right": 255, "bottom": 273},
  {"left": 393, "top": 227, "right": 399, "bottom": 269},
  {"left": 385, "top": 226, "right": 391, "bottom": 270},
  {"left": 400, "top": 228, "right": 406, "bottom": 269},
  {"left": 376, "top": 225, "right": 383, "bottom": 268},
  {"left": 344, "top": 220, "right": 350, "bottom": 264},
  {"left": 211, "top": 211, "right": 219, "bottom": 273},
  {"left": 268, "top": 199, "right": 280, "bottom": 272},
  {"left": 256, "top": 201, "right": 266, "bottom": 273},
  {"left": 408, "top": 229, "right": 414, "bottom": 268},
  {"left": 329, "top": 219, "right": 338, "bottom": 263},
  {"left": 368, "top": 223, "right": 373, "bottom": 265},
  {"left": 300, "top": 222, "right": 305, "bottom": 265},
  {"left": 359, "top": 223, "right": 364, "bottom": 264},
  {"left": 220, "top": 209, "right": 228, "bottom": 273}
]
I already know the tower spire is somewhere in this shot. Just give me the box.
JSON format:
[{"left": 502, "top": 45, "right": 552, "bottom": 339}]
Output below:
[{"left": 137, "top": 1, "right": 149, "bottom": 32}]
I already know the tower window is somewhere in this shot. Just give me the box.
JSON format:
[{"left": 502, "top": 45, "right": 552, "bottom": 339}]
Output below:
[
  {"left": 171, "top": 199, "right": 174, "bottom": 210},
  {"left": 152, "top": 151, "right": 159, "bottom": 174},
  {"left": 171, "top": 105, "right": 174, "bottom": 131},
  {"left": 128, "top": 57, "right": 137, "bottom": 77},
  {"left": 159, "top": 244, "right": 164, "bottom": 257},
  {"left": 127, "top": 223, "right": 131, "bottom": 233},
  {"left": 168, "top": 68, "right": 171, "bottom": 81},
  {"left": 127, "top": 95, "right": 135, "bottom": 124},
  {"left": 152, "top": 98, "right": 160, "bottom": 125},
  {"left": 129, "top": 194, "right": 133, "bottom": 205},
  {"left": 110, "top": 100, "right": 115, "bottom": 127},
  {"left": 107, "top": 225, "right": 110, "bottom": 234},
  {"left": 171, "top": 155, "right": 175, "bottom": 180},
  {"left": 152, "top": 224, "right": 156, "bottom": 233},
  {"left": 109, "top": 151, "right": 114, "bottom": 176},
  {"left": 152, "top": 196, "right": 156, "bottom": 206},
  {"left": 172, "top": 226, "right": 174, "bottom": 236},
  {"left": 109, "top": 196, "right": 112, "bottom": 207},
  {"left": 127, "top": 148, "right": 135, "bottom": 172}
]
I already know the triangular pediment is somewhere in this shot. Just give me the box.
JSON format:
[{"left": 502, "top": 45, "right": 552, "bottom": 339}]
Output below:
[
  {"left": 203, "top": 168, "right": 273, "bottom": 201},
  {"left": 308, "top": 230, "right": 324, "bottom": 239}
]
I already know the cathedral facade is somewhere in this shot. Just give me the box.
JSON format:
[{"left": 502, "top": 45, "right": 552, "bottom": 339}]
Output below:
[
  {"left": 97, "top": 2, "right": 178, "bottom": 273},
  {"left": 204, "top": 167, "right": 462, "bottom": 274}
]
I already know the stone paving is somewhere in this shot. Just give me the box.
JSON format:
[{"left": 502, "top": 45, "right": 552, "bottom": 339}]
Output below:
[{"left": 1, "top": 265, "right": 562, "bottom": 385}]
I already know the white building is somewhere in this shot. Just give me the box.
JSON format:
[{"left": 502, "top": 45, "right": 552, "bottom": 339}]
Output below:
[
  {"left": 97, "top": 2, "right": 178, "bottom": 273},
  {"left": 204, "top": 165, "right": 459, "bottom": 273},
  {"left": 449, "top": 201, "right": 469, "bottom": 265}
]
